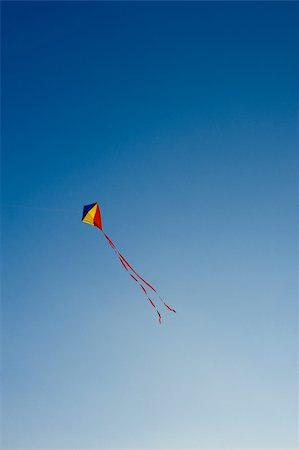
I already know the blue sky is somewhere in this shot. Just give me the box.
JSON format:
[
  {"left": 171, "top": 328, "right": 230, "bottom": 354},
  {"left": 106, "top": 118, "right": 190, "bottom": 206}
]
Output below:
[{"left": 1, "top": 2, "right": 298, "bottom": 449}]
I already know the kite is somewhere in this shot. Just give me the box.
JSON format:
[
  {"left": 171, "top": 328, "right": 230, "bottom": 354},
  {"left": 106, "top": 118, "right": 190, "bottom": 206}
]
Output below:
[{"left": 82, "top": 202, "right": 176, "bottom": 323}]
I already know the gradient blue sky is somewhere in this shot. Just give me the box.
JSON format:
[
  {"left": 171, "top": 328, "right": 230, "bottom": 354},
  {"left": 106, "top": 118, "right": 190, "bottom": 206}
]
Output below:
[{"left": 1, "top": 2, "right": 298, "bottom": 449}]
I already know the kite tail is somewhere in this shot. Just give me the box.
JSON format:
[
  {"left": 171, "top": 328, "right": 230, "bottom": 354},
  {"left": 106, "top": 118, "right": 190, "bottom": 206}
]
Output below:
[
  {"left": 102, "top": 231, "right": 162, "bottom": 323},
  {"left": 158, "top": 296, "right": 177, "bottom": 313},
  {"left": 129, "top": 273, "right": 162, "bottom": 324},
  {"left": 102, "top": 231, "right": 175, "bottom": 319},
  {"left": 103, "top": 233, "right": 157, "bottom": 292}
]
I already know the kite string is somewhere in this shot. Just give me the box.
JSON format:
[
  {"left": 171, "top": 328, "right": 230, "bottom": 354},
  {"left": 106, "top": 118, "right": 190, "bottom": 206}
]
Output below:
[{"left": 103, "top": 231, "right": 176, "bottom": 314}]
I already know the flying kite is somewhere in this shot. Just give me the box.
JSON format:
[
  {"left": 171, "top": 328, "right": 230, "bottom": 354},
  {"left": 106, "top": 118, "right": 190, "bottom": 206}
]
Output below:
[{"left": 82, "top": 202, "right": 176, "bottom": 323}]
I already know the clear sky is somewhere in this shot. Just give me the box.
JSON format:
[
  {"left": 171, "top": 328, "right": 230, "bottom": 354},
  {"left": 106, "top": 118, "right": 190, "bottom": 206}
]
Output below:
[{"left": 1, "top": 2, "right": 298, "bottom": 449}]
